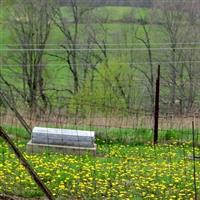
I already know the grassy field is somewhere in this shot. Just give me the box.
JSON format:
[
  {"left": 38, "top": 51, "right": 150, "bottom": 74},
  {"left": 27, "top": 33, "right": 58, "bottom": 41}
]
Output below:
[
  {"left": 0, "top": 126, "right": 200, "bottom": 199},
  {"left": 1, "top": 5, "right": 200, "bottom": 198}
]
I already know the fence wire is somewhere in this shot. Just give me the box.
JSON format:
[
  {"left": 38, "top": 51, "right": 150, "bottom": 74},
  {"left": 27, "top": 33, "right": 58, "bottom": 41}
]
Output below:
[
  {"left": 0, "top": 89, "right": 200, "bottom": 199},
  {"left": 1, "top": 0, "right": 200, "bottom": 199}
]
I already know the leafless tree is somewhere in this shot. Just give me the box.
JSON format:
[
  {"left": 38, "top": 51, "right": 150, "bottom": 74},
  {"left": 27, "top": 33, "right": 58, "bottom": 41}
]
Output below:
[
  {"left": 51, "top": 0, "right": 103, "bottom": 95},
  {"left": 180, "top": 1, "right": 200, "bottom": 113},
  {"left": 134, "top": 16, "right": 155, "bottom": 112},
  {"left": 89, "top": 15, "right": 135, "bottom": 111},
  {"left": 5, "top": 0, "right": 55, "bottom": 113},
  {"left": 153, "top": 0, "right": 200, "bottom": 114},
  {"left": 153, "top": 1, "right": 185, "bottom": 113},
  {"left": 161, "top": 3, "right": 184, "bottom": 112}
]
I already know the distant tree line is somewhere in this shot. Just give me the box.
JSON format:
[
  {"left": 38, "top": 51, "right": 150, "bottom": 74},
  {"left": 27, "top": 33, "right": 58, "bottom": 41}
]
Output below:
[{"left": 1, "top": 0, "right": 200, "bottom": 116}]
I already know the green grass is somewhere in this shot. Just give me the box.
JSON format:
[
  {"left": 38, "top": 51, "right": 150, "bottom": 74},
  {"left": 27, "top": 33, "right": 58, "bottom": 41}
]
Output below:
[
  {"left": 1, "top": 124, "right": 199, "bottom": 146},
  {"left": 59, "top": 6, "right": 149, "bottom": 22},
  {"left": 1, "top": 125, "right": 30, "bottom": 140},
  {"left": 0, "top": 125, "right": 200, "bottom": 199},
  {"left": 0, "top": 134, "right": 199, "bottom": 199},
  {"left": 93, "top": 6, "right": 134, "bottom": 21}
]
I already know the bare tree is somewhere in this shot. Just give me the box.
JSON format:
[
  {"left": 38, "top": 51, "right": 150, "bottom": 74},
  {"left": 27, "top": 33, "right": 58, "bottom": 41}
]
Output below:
[
  {"left": 51, "top": 0, "right": 102, "bottom": 95},
  {"left": 162, "top": 4, "right": 183, "bottom": 112},
  {"left": 134, "top": 16, "right": 155, "bottom": 112},
  {"left": 89, "top": 15, "right": 135, "bottom": 111},
  {"left": 156, "top": 1, "right": 200, "bottom": 114},
  {"left": 5, "top": 0, "right": 55, "bottom": 113},
  {"left": 152, "top": 1, "right": 183, "bottom": 113},
  {"left": 180, "top": 1, "right": 200, "bottom": 113}
]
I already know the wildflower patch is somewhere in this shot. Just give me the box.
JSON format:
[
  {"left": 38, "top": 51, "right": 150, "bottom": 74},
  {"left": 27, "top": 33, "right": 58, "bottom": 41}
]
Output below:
[{"left": 0, "top": 142, "right": 199, "bottom": 199}]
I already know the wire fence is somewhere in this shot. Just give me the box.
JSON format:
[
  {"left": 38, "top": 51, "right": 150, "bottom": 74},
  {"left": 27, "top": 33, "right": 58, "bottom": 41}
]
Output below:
[
  {"left": 0, "top": 84, "right": 200, "bottom": 199},
  {"left": 1, "top": 0, "right": 200, "bottom": 199}
]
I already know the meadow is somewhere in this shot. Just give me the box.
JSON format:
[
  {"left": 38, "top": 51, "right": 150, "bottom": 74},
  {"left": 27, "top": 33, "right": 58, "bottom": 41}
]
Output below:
[
  {"left": 1, "top": 3, "right": 200, "bottom": 199},
  {"left": 0, "top": 126, "right": 200, "bottom": 199}
]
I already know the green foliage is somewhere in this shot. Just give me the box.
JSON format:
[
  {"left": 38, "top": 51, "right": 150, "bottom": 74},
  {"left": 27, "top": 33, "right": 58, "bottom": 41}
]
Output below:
[
  {"left": 2, "top": 124, "right": 198, "bottom": 146},
  {"left": 68, "top": 60, "right": 141, "bottom": 115}
]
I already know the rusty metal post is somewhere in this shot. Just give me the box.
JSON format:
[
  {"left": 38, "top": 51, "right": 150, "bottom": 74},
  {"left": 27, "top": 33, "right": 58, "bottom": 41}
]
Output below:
[
  {"left": 0, "top": 92, "right": 32, "bottom": 135},
  {"left": 153, "top": 65, "right": 160, "bottom": 145},
  {"left": 192, "top": 121, "right": 198, "bottom": 200},
  {"left": 0, "top": 126, "right": 55, "bottom": 200}
]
